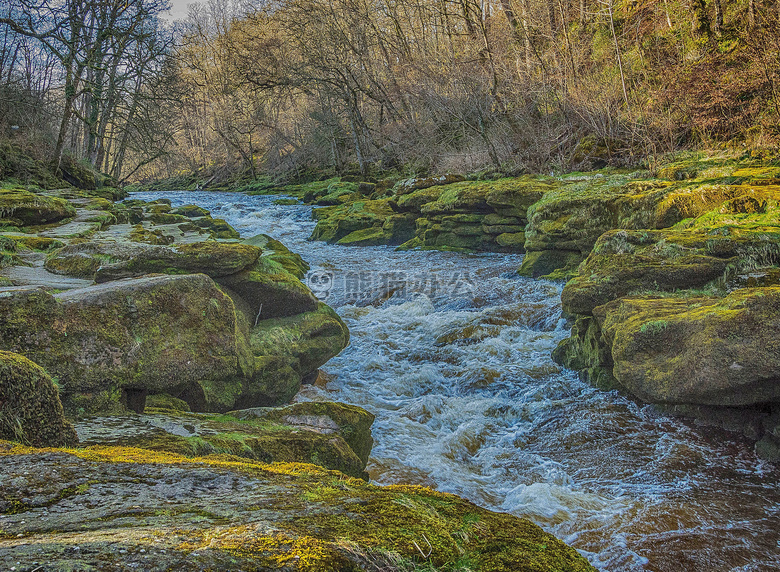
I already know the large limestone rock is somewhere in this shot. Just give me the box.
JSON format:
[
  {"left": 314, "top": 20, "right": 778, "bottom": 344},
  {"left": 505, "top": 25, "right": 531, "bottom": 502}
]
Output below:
[
  {"left": 230, "top": 401, "right": 374, "bottom": 467},
  {"left": 595, "top": 287, "right": 780, "bottom": 406},
  {"left": 0, "top": 272, "right": 348, "bottom": 413},
  {"left": 0, "top": 188, "right": 76, "bottom": 226},
  {"left": 0, "top": 442, "right": 597, "bottom": 572},
  {"left": 0, "top": 351, "right": 78, "bottom": 446},
  {"left": 75, "top": 406, "right": 372, "bottom": 479},
  {"left": 307, "top": 176, "right": 554, "bottom": 252},
  {"left": 0, "top": 275, "right": 252, "bottom": 413},
  {"left": 520, "top": 178, "right": 780, "bottom": 278}
]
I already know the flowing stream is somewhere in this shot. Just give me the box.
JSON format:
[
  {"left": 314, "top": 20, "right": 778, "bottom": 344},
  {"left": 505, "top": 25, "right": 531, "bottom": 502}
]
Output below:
[{"left": 133, "top": 190, "right": 780, "bottom": 571}]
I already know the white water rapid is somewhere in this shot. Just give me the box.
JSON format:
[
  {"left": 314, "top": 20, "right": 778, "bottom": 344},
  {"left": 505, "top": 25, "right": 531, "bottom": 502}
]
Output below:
[{"left": 132, "top": 190, "right": 780, "bottom": 571}]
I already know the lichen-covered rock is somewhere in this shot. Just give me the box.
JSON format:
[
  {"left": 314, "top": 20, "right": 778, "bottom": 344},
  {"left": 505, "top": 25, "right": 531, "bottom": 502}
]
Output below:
[
  {"left": 249, "top": 303, "right": 350, "bottom": 403},
  {"left": 595, "top": 287, "right": 780, "bottom": 406},
  {"left": 219, "top": 264, "right": 319, "bottom": 320},
  {"left": 551, "top": 316, "right": 617, "bottom": 390},
  {"left": 392, "top": 173, "right": 465, "bottom": 195},
  {"left": 93, "top": 241, "right": 261, "bottom": 282},
  {"left": 0, "top": 188, "right": 76, "bottom": 225},
  {"left": 522, "top": 175, "right": 780, "bottom": 277},
  {"left": 75, "top": 408, "right": 372, "bottom": 478},
  {"left": 172, "top": 204, "right": 211, "bottom": 218},
  {"left": 0, "top": 275, "right": 253, "bottom": 413},
  {"left": 560, "top": 228, "right": 737, "bottom": 315},
  {"left": 231, "top": 401, "right": 374, "bottom": 467},
  {"left": 309, "top": 199, "right": 395, "bottom": 243},
  {"left": 243, "top": 234, "right": 310, "bottom": 278},
  {"left": 0, "top": 442, "right": 597, "bottom": 571},
  {"left": 0, "top": 351, "right": 78, "bottom": 446}
]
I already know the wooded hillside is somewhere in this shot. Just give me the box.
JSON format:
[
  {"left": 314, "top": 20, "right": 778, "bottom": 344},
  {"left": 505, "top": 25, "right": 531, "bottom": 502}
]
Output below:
[{"left": 2, "top": 0, "right": 779, "bottom": 183}]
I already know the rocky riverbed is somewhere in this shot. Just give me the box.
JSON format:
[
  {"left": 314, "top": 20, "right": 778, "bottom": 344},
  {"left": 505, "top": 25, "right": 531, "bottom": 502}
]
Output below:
[{"left": 0, "top": 170, "right": 595, "bottom": 570}]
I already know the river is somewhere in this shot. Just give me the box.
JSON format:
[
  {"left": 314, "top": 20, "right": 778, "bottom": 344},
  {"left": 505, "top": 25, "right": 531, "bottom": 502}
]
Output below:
[{"left": 132, "top": 190, "right": 780, "bottom": 571}]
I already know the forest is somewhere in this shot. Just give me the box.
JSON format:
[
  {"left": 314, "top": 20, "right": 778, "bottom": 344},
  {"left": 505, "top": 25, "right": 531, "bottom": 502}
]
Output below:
[{"left": 2, "top": 0, "right": 780, "bottom": 185}]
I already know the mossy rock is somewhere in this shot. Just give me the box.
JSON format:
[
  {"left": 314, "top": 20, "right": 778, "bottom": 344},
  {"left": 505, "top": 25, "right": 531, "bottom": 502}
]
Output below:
[
  {"left": 129, "top": 223, "right": 174, "bottom": 245},
  {"left": 551, "top": 317, "right": 618, "bottom": 390},
  {"left": 393, "top": 173, "right": 465, "bottom": 195},
  {"left": 230, "top": 401, "right": 374, "bottom": 467},
  {"left": 595, "top": 286, "right": 780, "bottom": 406},
  {"left": 76, "top": 409, "right": 369, "bottom": 478},
  {"left": 148, "top": 212, "right": 189, "bottom": 225},
  {"left": 243, "top": 234, "right": 310, "bottom": 279},
  {"left": 561, "top": 216, "right": 780, "bottom": 315},
  {"left": 0, "top": 351, "right": 78, "bottom": 447},
  {"left": 193, "top": 217, "right": 241, "bottom": 239},
  {"left": 380, "top": 213, "right": 417, "bottom": 244},
  {"left": 10, "top": 235, "right": 64, "bottom": 252},
  {"left": 93, "top": 241, "right": 262, "bottom": 282},
  {"left": 309, "top": 199, "right": 395, "bottom": 244},
  {"left": 219, "top": 264, "right": 319, "bottom": 321},
  {"left": 518, "top": 249, "right": 584, "bottom": 278},
  {"left": 495, "top": 232, "right": 526, "bottom": 250},
  {"left": 172, "top": 204, "right": 211, "bottom": 218},
  {"left": 145, "top": 393, "right": 192, "bottom": 412},
  {"left": 0, "top": 275, "right": 253, "bottom": 414},
  {"left": 0, "top": 188, "right": 76, "bottom": 225},
  {"left": 251, "top": 303, "right": 350, "bottom": 380},
  {"left": 337, "top": 226, "right": 389, "bottom": 246},
  {"left": 0, "top": 443, "right": 596, "bottom": 571}
]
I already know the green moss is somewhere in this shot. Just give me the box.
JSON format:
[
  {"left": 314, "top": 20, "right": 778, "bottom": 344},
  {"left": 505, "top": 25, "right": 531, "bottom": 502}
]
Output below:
[
  {"left": 0, "top": 351, "right": 78, "bottom": 446},
  {"left": 172, "top": 204, "right": 211, "bottom": 217},
  {"left": 148, "top": 212, "right": 189, "bottom": 225},
  {"left": 194, "top": 217, "right": 241, "bottom": 239},
  {"left": 337, "top": 226, "right": 389, "bottom": 246},
  {"left": 129, "top": 223, "right": 173, "bottom": 245},
  {"left": 145, "top": 393, "right": 192, "bottom": 412},
  {"left": 251, "top": 303, "right": 350, "bottom": 378},
  {"left": 0, "top": 188, "right": 76, "bottom": 225},
  {"left": 10, "top": 235, "right": 64, "bottom": 251},
  {"left": 234, "top": 401, "right": 374, "bottom": 467},
  {"left": 595, "top": 287, "right": 780, "bottom": 406}
]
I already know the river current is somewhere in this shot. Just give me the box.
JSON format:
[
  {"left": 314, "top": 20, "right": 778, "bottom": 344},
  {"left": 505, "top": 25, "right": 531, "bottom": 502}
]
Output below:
[{"left": 132, "top": 190, "right": 780, "bottom": 571}]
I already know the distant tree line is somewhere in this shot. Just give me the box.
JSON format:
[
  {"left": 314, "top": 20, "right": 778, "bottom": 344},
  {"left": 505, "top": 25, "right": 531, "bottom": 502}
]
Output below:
[
  {"left": 2, "top": 0, "right": 780, "bottom": 182},
  {"left": 0, "top": 0, "right": 174, "bottom": 180}
]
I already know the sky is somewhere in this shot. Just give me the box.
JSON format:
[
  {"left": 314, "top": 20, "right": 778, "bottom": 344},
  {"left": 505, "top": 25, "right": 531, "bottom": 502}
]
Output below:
[{"left": 162, "top": 0, "right": 196, "bottom": 21}]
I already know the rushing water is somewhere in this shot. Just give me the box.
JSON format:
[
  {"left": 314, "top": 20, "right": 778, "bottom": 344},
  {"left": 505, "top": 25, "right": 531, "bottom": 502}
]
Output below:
[{"left": 132, "top": 191, "right": 780, "bottom": 571}]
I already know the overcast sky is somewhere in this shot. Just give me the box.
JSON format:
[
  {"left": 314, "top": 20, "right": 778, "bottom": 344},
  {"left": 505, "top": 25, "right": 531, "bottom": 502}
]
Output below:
[{"left": 162, "top": 0, "right": 195, "bottom": 21}]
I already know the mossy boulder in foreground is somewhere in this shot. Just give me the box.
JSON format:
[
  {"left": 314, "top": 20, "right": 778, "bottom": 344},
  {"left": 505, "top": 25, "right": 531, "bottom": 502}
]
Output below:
[
  {"left": 0, "top": 442, "right": 596, "bottom": 571},
  {"left": 0, "top": 351, "right": 78, "bottom": 447}
]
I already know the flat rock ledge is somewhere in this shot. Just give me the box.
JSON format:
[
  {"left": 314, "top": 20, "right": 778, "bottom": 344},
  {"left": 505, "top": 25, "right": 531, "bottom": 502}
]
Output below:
[{"left": 0, "top": 441, "right": 596, "bottom": 572}]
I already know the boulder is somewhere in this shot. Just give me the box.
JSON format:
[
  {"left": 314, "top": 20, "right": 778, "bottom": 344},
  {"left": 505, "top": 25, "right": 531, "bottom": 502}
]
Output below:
[
  {"left": 75, "top": 408, "right": 371, "bottom": 478},
  {"left": 0, "top": 275, "right": 253, "bottom": 413},
  {"left": 230, "top": 401, "right": 374, "bottom": 467},
  {"left": 392, "top": 173, "right": 465, "bottom": 195},
  {"left": 0, "top": 188, "right": 76, "bottom": 225},
  {"left": 219, "top": 265, "right": 319, "bottom": 320},
  {"left": 249, "top": 303, "right": 350, "bottom": 402},
  {"left": 93, "top": 241, "right": 261, "bottom": 282},
  {"left": 0, "top": 351, "right": 78, "bottom": 447},
  {"left": 595, "top": 287, "right": 780, "bottom": 406},
  {"left": 560, "top": 229, "right": 733, "bottom": 315}
]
